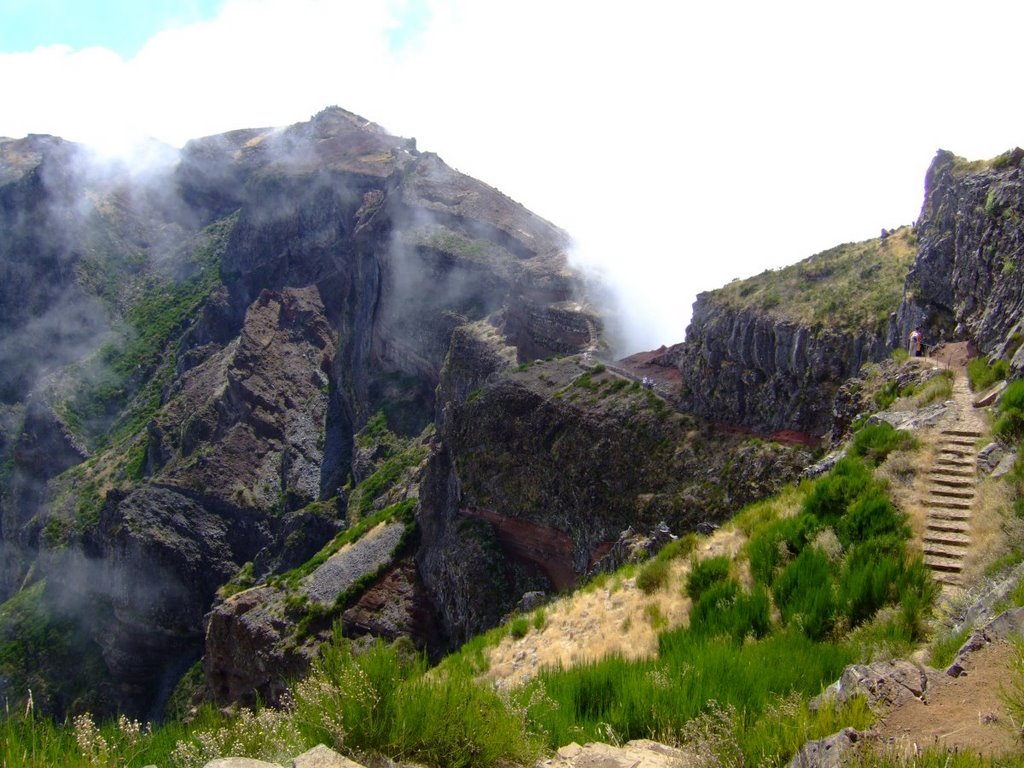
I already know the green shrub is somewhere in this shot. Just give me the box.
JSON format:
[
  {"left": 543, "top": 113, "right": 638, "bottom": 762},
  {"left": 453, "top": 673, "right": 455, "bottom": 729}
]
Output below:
[
  {"left": 835, "top": 489, "right": 909, "bottom": 549},
  {"left": 747, "top": 515, "right": 816, "bottom": 585},
  {"left": 685, "top": 555, "right": 731, "bottom": 601},
  {"left": 772, "top": 548, "right": 836, "bottom": 641},
  {"left": 968, "top": 357, "right": 1010, "bottom": 391},
  {"left": 801, "top": 458, "right": 873, "bottom": 523},
  {"left": 289, "top": 636, "right": 540, "bottom": 768},
  {"left": 688, "top": 580, "right": 771, "bottom": 643},
  {"left": 636, "top": 557, "right": 671, "bottom": 594},
  {"left": 508, "top": 617, "right": 530, "bottom": 639},
  {"left": 850, "top": 423, "right": 916, "bottom": 465},
  {"left": 656, "top": 533, "right": 697, "bottom": 562},
  {"left": 996, "top": 380, "right": 1024, "bottom": 441},
  {"left": 838, "top": 542, "right": 905, "bottom": 627}
]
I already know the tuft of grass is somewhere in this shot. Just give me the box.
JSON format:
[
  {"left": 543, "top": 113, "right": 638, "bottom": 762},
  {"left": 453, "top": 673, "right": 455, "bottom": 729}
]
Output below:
[
  {"left": 996, "top": 380, "right": 1024, "bottom": 442},
  {"left": 685, "top": 555, "right": 731, "bottom": 602},
  {"left": 928, "top": 625, "right": 973, "bottom": 669},
  {"left": 636, "top": 557, "right": 671, "bottom": 594},
  {"left": 967, "top": 357, "right": 1010, "bottom": 392},
  {"left": 850, "top": 423, "right": 917, "bottom": 466},
  {"left": 509, "top": 617, "right": 530, "bottom": 639},
  {"left": 1001, "top": 635, "right": 1024, "bottom": 740}
]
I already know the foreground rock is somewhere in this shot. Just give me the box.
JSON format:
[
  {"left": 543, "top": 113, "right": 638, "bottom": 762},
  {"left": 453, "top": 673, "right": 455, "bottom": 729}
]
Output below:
[
  {"left": 787, "top": 728, "right": 863, "bottom": 768},
  {"left": 541, "top": 739, "right": 695, "bottom": 768},
  {"left": 813, "top": 659, "right": 945, "bottom": 711},
  {"left": 204, "top": 743, "right": 366, "bottom": 768}
]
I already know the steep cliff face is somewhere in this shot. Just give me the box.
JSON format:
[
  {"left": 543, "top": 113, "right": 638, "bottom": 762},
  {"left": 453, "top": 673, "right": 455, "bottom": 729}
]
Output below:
[
  {"left": 0, "top": 107, "right": 600, "bottom": 716},
  {"left": 675, "top": 229, "right": 916, "bottom": 436},
  {"left": 418, "top": 349, "right": 810, "bottom": 643},
  {"left": 896, "top": 148, "right": 1024, "bottom": 362}
]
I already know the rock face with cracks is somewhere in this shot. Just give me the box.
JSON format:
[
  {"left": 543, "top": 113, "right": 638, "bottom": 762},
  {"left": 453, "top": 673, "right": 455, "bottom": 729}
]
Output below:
[
  {"left": 0, "top": 107, "right": 600, "bottom": 716},
  {"left": 896, "top": 147, "right": 1024, "bottom": 364}
]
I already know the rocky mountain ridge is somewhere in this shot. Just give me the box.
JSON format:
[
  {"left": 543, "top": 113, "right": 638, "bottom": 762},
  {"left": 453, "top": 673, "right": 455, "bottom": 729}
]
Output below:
[{"left": 2, "top": 112, "right": 1024, "bottom": 730}]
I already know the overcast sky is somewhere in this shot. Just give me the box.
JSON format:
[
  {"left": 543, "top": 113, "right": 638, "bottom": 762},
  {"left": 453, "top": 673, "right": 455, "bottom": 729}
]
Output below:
[{"left": 2, "top": 0, "right": 1023, "bottom": 354}]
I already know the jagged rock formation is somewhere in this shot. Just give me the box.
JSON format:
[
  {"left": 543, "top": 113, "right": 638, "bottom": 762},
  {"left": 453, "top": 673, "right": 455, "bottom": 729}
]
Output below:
[
  {"left": 896, "top": 148, "right": 1024, "bottom": 363},
  {"left": 0, "top": 107, "right": 600, "bottom": 715},
  {"left": 419, "top": 353, "right": 810, "bottom": 643}
]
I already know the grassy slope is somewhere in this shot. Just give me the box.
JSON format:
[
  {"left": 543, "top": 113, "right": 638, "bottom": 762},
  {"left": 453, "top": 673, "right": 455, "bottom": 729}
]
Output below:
[{"left": 712, "top": 227, "right": 916, "bottom": 334}]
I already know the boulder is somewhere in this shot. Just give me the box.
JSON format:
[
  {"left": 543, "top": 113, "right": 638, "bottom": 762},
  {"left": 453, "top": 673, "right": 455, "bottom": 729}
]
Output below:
[
  {"left": 292, "top": 744, "right": 366, "bottom": 768},
  {"left": 787, "top": 728, "right": 862, "bottom": 768},
  {"left": 544, "top": 739, "right": 693, "bottom": 768},
  {"left": 204, "top": 759, "right": 282, "bottom": 768},
  {"left": 813, "top": 659, "right": 944, "bottom": 711}
]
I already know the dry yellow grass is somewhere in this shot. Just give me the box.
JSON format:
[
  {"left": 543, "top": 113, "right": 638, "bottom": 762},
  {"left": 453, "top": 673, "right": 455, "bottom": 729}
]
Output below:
[{"left": 484, "top": 528, "right": 746, "bottom": 690}]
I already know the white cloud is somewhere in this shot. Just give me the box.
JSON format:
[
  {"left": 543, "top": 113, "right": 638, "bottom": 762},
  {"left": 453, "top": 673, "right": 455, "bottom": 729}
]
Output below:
[{"left": 3, "top": 0, "right": 1024, "bottom": 353}]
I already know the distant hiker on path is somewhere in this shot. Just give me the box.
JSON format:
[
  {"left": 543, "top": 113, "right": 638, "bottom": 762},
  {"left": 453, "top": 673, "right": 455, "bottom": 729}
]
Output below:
[{"left": 909, "top": 326, "right": 924, "bottom": 357}]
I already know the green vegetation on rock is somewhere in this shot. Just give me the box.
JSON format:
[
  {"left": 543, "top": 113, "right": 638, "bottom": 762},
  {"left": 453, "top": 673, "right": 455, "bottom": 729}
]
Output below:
[
  {"left": 714, "top": 228, "right": 917, "bottom": 333},
  {"left": 59, "top": 214, "right": 235, "bottom": 448}
]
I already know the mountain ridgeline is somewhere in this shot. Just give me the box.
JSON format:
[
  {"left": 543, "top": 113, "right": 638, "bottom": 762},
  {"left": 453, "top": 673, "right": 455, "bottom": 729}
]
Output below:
[{"left": 0, "top": 109, "right": 1021, "bottom": 719}]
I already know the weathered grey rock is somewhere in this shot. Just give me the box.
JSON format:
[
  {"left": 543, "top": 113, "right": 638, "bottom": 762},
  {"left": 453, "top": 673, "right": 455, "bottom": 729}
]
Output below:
[
  {"left": 515, "top": 590, "right": 548, "bottom": 613},
  {"left": 303, "top": 522, "right": 405, "bottom": 604},
  {"left": 292, "top": 743, "right": 366, "bottom": 767},
  {"left": 946, "top": 606, "right": 1024, "bottom": 677},
  {"left": 866, "top": 400, "right": 950, "bottom": 433},
  {"left": 543, "top": 739, "right": 694, "bottom": 768},
  {"left": 813, "top": 659, "right": 944, "bottom": 711},
  {"left": 978, "top": 442, "right": 1006, "bottom": 475},
  {"left": 803, "top": 449, "right": 846, "bottom": 479},
  {"left": 975, "top": 380, "right": 1007, "bottom": 407},
  {"left": 676, "top": 299, "right": 891, "bottom": 436},
  {"left": 895, "top": 147, "right": 1024, "bottom": 362},
  {"left": 787, "top": 728, "right": 862, "bottom": 768},
  {"left": 204, "top": 758, "right": 282, "bottom": 768}
]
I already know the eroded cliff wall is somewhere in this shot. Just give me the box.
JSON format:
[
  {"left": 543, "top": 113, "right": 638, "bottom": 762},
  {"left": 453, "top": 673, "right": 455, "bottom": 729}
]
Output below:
[{"left": 896, "top": 148, "right": 1024, "bottom": 362}]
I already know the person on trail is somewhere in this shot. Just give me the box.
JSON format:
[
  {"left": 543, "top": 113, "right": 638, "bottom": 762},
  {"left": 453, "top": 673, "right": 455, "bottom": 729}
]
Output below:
[{"left": 909, "top": 326, "right": 924, "bottom": 357}]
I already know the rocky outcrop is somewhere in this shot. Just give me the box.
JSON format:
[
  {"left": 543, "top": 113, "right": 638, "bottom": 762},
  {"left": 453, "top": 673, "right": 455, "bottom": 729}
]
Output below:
[
  {"left": 813, "top": 659, "right": 945, "bottom": 711},
  {"left": 897, "top": 148, "right": 1024, "bottom": 361},
  {"left": 545, "top": 739, "right": 694, "bottom": 768},
  {"left": 0, "top": 106, "right": 602, "bottom": 714},
  {"left": 418, "top": 355, "right": 810, "bottom": 642},
  {"left": 787, "top": 728, "right": 863, "bottom": 768},
  {"left": 676, "top": 297, "right": 890, "bottom": 436}
]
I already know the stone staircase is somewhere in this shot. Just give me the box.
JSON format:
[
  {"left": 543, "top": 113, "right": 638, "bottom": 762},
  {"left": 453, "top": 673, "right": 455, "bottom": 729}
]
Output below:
[
  {"left": 920, "top": 371, "right": 985, "bottom": 587},
  {"left": 922, "top": 427, "right": 981, "bottom": 586}
]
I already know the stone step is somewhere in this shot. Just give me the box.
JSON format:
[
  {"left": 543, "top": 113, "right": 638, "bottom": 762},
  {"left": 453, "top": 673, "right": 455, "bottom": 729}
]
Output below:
[
  {"left": 923, "top": 541, "right": 968, "bottom": 558},
  {"left": 926, "top": 498, "right": 973, "bottom": 510},
  {"left": 923, "top": 531, "right": 971, "bottom": 547},
  {"left": 938, "top": 448, "right": 974, "bottom": 458},
  {"left": 928, "top": 508, "right": 972, "bottom": 522},
  {"left": 933, "top": 571, "right": 963, "bottom": 587},
  {"left": 928, "top": 468, "right": 975, "bottom": 478},
  {"left": 934, "top": 457, "right": 973, "bottom": 467},
  {"left": 927, "top": 477, "right": 974, "bottom": 489},
  {"left": 941, "top": 429, "right": 984, "bottom": 438},
  {"left": 925, "top": 519, "right": 971, "bottom": 534},
  {"left": 942, "top": 437, "right": 980, "bottom": 447},
  {"left": 929, "top": 488, "right": 975, "bottom": 500},
  {"left": 924, "top": 554, "right": 964, "bottom": 573}
]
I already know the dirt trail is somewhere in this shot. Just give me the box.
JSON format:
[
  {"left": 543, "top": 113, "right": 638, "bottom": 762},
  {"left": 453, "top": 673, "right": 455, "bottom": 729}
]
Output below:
[{"left": 872, "top": 640, "right": 1021, "bottom": 757}]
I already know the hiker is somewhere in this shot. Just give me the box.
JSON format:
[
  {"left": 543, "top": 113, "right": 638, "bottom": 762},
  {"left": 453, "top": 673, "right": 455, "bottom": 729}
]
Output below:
[{"left": 909, "top": 326, "right": 924, "bottom": 357}]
